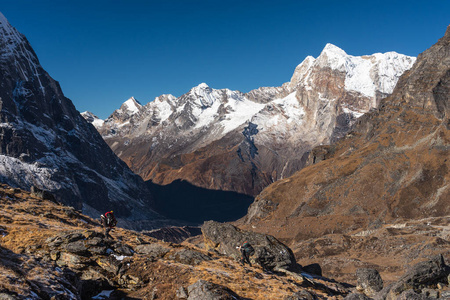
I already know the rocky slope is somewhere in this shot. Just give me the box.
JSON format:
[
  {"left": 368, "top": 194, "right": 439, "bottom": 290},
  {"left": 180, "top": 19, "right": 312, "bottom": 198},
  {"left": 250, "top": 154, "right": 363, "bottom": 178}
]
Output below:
[
  {"left": 1, "top": 184, "right": 448, "bottom": 300},
  {"left": 0, "top": 183, "right": 352, "bottom": 300},
  {"left": 236, "top": 26, "right": 450, "bottom": 283},
  {"left": 0, "top": 12, "right": 172, "bottom": 229},
  {"left": 87, "top": 45, "right": 415, "bottom": 196}
]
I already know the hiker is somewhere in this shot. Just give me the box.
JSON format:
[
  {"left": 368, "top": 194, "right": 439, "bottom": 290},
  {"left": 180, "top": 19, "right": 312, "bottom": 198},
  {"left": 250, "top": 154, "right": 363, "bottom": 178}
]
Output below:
[
  {"left": 100, "top": 211, "right": 117, "bottom": 239},
  {"left": 237, "top": 241, "right": 255, "bottom": 266}
]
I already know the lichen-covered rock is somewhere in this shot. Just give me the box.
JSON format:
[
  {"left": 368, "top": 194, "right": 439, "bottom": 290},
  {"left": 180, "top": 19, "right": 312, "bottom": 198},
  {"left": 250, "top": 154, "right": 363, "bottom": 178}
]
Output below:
[
  {"left": 0, "top": 293, "right": 18, "bottom": 300},
  {"left": 356, "top": 268, "right": 383, "bottom": 297},
  {"left": 89, "top": 246, "right": 108, "bottom": 255},
  {"left": 65, "top": 240, "right": 89, "bottom": 256},
  {"left": 135, "top": 243, "right": 171, "bottom": 258},
  {"left": 168, "top": 249, "right": 211, "bottom": 266},
  {"left": 187, "top": 280, "right": 241, "bottom": 300},
  {"left": 86, "top": 237, "right": 105, "bottom": 247},
  {"left": 387, "top": 255, "right": 448, "bottom": 298},
  {"left": 96, "top": 256, "right": 122, "bottom": 275},
  {"left": 202, "top": 221, "right": 298, "bottom": 271},
  {"left": 56, "top": 252, "right": 86, "bottom": 269},
  {"left": 113, "top": 242, "right": 134, "bottom": 256}
]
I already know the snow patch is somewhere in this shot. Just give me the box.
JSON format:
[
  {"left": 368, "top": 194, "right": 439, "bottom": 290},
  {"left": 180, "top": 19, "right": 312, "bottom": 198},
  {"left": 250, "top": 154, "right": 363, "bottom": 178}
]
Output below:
[
  {"left": 112, "top": 254, "right": 127, "bottom": 261},
  {"left": 123, "top": 97, "right": 141, "bottom": 114},
  {"left": 92, "top": 290, "right": 114, "bottom": 299},
  {"left": 342, "top": 106, "right": 365, "bottom": 118},
  {"left": 315, "top": 43, "right": 415, "bottom": 97}
]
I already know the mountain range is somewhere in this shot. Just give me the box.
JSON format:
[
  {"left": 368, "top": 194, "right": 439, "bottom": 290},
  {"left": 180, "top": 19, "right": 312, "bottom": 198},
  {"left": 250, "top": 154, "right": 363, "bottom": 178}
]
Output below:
[
  {"left": 84, "top": 44, "right": 415, "bottom": 198},
  {"left": 0, "top": 9, "right": 449, "bottom": 299}
]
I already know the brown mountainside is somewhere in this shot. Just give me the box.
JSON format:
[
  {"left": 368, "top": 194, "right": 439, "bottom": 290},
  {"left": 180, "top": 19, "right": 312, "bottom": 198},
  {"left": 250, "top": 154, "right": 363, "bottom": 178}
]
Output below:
[
  {"left": 237, "top": 26, "right": 450, "bottom": 282},
  {"left": 1, "top": 184, "right": 449, "bottom": 299}
]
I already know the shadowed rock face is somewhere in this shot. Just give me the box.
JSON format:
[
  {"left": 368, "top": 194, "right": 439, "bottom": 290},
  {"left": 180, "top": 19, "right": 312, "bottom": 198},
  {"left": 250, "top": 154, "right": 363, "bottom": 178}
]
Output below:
[
  {"left": 0, "top": 12, "right": 167, "bottom": 228},
  {"left": 236, "top": 26, "right": 450, "bottom": 282}
]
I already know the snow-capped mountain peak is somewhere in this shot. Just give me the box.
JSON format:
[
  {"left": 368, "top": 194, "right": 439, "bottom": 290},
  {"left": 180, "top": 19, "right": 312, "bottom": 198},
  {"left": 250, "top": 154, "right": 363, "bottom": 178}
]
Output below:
[
  {"left": 322, "top": 43, "right": 348, "bottom": 57},
  {"left": 311, "top": 43, "right": 416, "bottom": 98},
  {"left": 121, "top": 97, "right": 142, "bottom": 114},
  {"left": 188, "top": 83, "right": 219, "bottom": 109},
  {"left": 154, "top": 94, "right": 177, "bottom": 103},
  {"left": 0, "top": 12, "right": 22, "bottom": 58},
  {"left": 81, "top": 111, "right": 104, "bottom": 128},
  {"left": 317, "top": 43, "right": 348, "bottom": 71}
]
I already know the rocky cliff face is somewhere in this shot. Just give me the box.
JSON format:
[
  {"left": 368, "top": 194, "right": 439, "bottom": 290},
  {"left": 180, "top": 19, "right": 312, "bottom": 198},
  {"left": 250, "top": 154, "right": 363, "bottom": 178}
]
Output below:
[
  {"left": 0, "top": 12, "right": 168, "bottom": 229},
  {"left": 88, "top": 44, "right": 415, "bottom": 196},
  {"left": 236, "top": 26, "right": 450, "bottom": 281}
]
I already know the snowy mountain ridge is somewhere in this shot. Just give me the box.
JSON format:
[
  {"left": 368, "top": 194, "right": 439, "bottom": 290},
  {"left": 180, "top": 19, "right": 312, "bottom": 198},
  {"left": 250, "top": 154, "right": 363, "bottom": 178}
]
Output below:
[
  {"left": 93, "top": 43, "right": 415, "bottom": 146},
  {"left": 86, "top": 43, "right": 416, "bottom": 196}
]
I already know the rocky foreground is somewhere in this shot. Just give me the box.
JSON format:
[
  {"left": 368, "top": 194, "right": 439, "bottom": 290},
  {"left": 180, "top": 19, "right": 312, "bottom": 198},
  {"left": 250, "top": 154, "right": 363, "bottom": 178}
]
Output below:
[{"left": 0, "top": 184, "right": 449, "bottom": 300}]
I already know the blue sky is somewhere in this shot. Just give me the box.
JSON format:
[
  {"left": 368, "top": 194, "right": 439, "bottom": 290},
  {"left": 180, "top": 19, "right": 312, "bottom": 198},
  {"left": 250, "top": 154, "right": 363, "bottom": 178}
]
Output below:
[{"left": 2, "top": 0, "right": 449, "bottom": 119}]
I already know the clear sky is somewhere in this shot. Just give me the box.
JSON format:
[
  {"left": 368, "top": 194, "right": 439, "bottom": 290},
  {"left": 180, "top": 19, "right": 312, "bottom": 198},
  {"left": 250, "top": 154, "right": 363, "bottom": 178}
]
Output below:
[{"left": 2, "top": 0, "right": 449, "bottom": 119}]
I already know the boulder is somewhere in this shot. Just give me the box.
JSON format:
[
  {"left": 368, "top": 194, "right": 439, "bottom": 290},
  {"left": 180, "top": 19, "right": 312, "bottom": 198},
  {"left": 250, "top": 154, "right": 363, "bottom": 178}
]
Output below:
[
  {"left": 113, "top": 242, "right": 134, "bottom": 256},
  {"left": 89, "top": 246, "right": 108, "bottom": 255},
  {"left": 187, "top": 280, "right": 241, "bottom": 300},
  {"left": 356, "top": 268, "right": 383, "bottom": 297},
  {"left": 47, "top": 231, "right": 86, "bottom": 248},
  {"left": 0, "top": 293, "right": 18, "bottom": 300},
  {"left": 65, "top": 240, "right": 89, "bottom": 256},
  {"left": 202, "top": 221, "right": 297, "bottom": 271},
  {"left": 50, "top": 250, "right": 60, "bottom": 261},
  {"left": 46, "top": 236, "right": 64, "bottom": 248},
  {"left": 387, "top": 254, "right": 449, "bottom": 298},
  {"left": 56, "top": 252, "right": 86, "bottom": 269},
  {"left": 85, "top": 237, "right": 105, "bottom": 247},
  {"left": 168, "top": 249, "right": 211, "bottom": 266},
  {"left": 96, "top": 256, "right": 122, "bottom": 275},
  {"left": 135, "top": 243, "right": 171, "bottom": 258},
  {"left": 118, "top": 274, "right": 141, "bottom": 289}
]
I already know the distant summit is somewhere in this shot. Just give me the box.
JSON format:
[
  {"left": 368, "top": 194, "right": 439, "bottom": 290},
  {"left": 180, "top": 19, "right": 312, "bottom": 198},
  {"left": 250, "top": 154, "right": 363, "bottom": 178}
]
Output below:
[
  {"left": 81, "top": 111, "right": 104, "bottom": 127},
  {"left": 90, "top": 43, "right": 415, "bottom": 197}
]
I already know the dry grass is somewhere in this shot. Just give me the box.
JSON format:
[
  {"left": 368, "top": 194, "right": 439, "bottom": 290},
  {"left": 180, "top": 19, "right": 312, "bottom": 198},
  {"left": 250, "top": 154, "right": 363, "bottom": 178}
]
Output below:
[{"left": 0, "top": 183, "right": 347, "bottom": 299}]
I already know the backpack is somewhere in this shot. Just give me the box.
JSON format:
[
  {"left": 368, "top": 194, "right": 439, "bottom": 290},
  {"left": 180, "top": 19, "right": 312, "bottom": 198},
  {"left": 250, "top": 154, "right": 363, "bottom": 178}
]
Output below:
[
  {"left": 104, "top": 211, "right": 116, "bottom": 226},
  {"left": 242, "top": 241, "right": 254, "bottom": 255}
]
